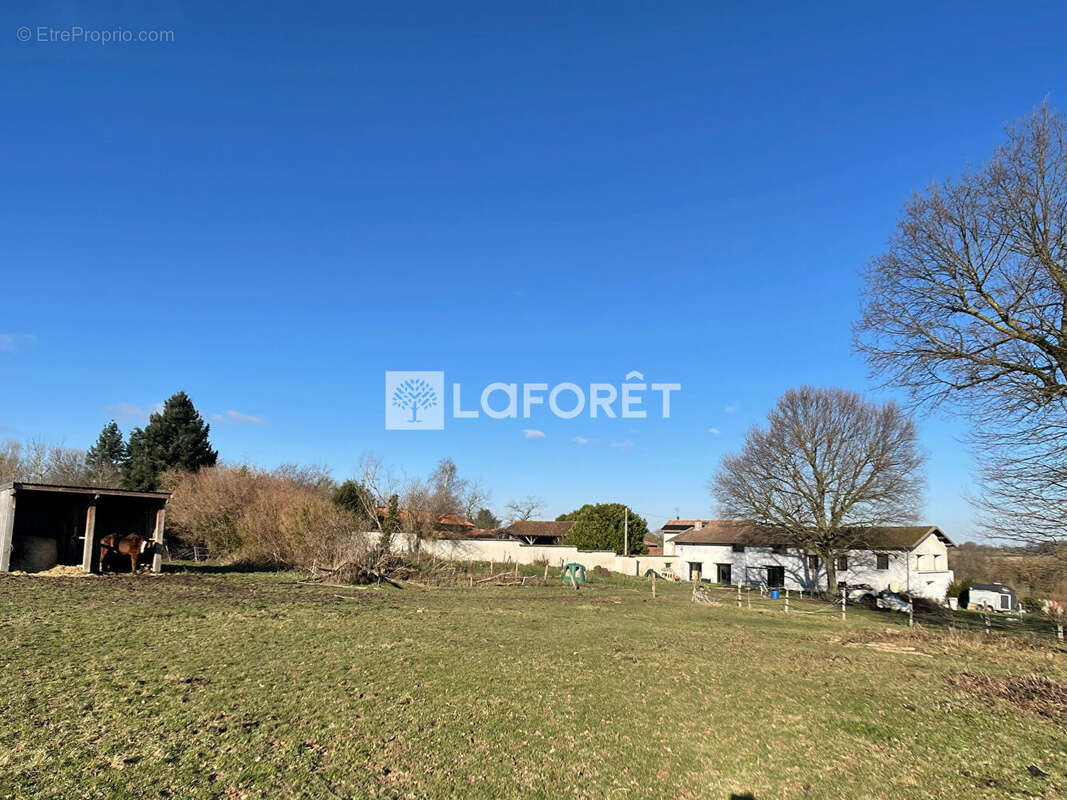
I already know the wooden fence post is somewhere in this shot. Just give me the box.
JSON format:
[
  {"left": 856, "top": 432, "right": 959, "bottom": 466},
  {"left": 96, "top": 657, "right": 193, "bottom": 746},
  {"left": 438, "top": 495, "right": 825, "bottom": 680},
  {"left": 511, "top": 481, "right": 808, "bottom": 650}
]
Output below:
[
  {"left": 543, "top": 562, "right": 549, "bottom": 581},
  {"left": 784, "top": 588, "right": 790, "bottom": 614},
  {"left": 984, "top": 613, "right": 991, "bottom": 635},
  {"left": 651, "top": 571, "right": 657, "bottom": 599},
  {"left": 840, "top": 587, "right": 846, "bottom": 621},
  {"left": 736, "top": 584, "right": 742, "bottom": 609}
]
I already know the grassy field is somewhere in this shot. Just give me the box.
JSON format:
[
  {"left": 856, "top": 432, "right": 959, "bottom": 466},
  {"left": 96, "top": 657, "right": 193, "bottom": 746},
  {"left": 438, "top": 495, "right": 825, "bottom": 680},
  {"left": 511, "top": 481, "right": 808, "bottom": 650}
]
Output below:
[{"left": 0, "top": 566, "right": 1063, "bottom": 800}]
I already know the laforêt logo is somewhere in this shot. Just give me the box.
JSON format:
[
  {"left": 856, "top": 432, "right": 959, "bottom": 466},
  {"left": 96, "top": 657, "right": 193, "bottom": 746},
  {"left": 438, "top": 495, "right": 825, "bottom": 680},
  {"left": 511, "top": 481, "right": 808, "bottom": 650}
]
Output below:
[
  {"left": 385, "top": 372, "right": 445, "bottom": 430},
  {"left": 385, "top": 370, "right": 680, "bottom": 431}
]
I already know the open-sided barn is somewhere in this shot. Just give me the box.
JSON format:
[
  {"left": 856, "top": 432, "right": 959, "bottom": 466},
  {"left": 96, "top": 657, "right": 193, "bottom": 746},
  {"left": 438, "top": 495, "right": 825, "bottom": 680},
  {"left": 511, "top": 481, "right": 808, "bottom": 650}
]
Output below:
[{"left": 0, "top": 482, "right": 169, "bottom": 574}]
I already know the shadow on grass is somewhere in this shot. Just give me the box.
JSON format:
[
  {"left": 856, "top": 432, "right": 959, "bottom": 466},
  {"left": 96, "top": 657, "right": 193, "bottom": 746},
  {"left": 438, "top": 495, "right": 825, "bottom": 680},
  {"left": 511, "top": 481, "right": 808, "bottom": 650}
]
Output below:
[
  {"left": 162, "top": 561, "right": 290, "bottom": 575},
  {"left": 730, "top": 794, "right": 756, "bottom": 799}
]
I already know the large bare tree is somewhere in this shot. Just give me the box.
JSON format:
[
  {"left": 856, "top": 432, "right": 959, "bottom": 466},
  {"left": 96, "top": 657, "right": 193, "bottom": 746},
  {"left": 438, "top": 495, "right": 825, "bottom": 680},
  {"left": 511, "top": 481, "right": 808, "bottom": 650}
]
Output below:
[
  {"left": 505, "top": 495, "right": 544, "bottom": 523},
  {"left": 710, "top": 387, "right": 925, "bottom": 590},
  {"left": 855, "top": 104, "right": 1067, "bottom": 543}
]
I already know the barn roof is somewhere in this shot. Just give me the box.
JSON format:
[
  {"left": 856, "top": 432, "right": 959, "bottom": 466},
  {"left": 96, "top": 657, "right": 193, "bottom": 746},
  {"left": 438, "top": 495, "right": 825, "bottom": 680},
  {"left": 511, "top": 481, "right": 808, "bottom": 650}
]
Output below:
[
  {"left": 670, "top": 521, "right": 954, "bottom": 550},
  {"left": 0, "top": 482, "right": 170, "bottom": 500},
  {"left": 506, "top": 520, "right": 575, "bottom": 538}
]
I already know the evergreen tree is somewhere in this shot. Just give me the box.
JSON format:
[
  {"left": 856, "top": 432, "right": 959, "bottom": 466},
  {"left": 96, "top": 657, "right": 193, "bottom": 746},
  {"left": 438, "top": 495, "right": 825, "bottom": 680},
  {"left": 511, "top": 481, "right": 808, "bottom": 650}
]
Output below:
[
  {"left": 86, "top": 420, "right": 126, "bottom": 467},
  {"left": 332, "top": 479, "right": 376, "bottom": 527},
  {"left": 382, "top": 494, "right": 402, "bottom": 536},
  {"left": 472, "top": 508, "right": 500, "bottom": 529},
  {"left": 85, "top": 420, "right": 127, "bottom": 487},
  {"left": 559, "top": 503, "right": 648, "bottom": 555},
  {"left": 124, "top": 392, "right": 218, "bottom": 491}
]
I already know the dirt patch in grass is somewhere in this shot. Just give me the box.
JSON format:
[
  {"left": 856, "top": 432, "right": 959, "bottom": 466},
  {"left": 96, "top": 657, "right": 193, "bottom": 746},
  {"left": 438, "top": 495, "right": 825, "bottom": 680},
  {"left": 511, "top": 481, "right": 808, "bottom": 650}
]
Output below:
[{"left": 948, "top": 672, "right": 1067, "bottom": 723}]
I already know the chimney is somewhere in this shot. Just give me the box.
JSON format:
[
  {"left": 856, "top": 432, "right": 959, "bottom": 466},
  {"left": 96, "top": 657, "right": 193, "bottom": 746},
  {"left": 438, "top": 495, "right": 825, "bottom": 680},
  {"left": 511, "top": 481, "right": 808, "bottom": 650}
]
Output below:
[{"left": 694, "top": 520, "right": 703, "bottom": 530}]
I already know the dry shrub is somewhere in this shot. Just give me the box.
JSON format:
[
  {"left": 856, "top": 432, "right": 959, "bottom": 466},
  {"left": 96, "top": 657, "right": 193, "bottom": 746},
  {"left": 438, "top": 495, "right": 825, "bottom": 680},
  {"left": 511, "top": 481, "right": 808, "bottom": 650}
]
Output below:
[
  {"left": 164, "top": 466, "right": 376, "bottom": 572},
  {"left": 947, "top": 672, "right": 1067, "bottom": 723}
]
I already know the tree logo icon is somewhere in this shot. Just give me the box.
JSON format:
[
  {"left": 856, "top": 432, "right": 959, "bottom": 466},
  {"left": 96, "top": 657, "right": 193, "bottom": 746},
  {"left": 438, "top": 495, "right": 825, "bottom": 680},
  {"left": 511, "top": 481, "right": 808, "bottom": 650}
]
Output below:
[
  {"left": 392, "top": 378, "right": 438, "bottom": 423},
  {"left": 384, "top": 371, "right": 445, "bottom": 430}
]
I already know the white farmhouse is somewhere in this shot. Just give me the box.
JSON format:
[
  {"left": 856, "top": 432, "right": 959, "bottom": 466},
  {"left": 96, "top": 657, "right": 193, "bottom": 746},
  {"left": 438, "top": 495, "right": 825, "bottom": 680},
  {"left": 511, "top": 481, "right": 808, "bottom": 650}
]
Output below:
[{"left": 669, "top": 521, "right": 955, "bottom": 600}]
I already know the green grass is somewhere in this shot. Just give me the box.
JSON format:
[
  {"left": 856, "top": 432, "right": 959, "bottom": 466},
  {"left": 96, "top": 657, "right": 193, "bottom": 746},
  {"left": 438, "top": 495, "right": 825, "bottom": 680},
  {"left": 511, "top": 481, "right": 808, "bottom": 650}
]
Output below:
[{"left": 0, "top": 567, "right": 1063, "bottom": 800}]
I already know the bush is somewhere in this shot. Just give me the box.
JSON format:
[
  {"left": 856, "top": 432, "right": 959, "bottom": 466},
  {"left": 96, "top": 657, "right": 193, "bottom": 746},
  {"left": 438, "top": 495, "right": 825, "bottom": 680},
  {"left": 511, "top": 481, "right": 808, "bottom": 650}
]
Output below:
[
  {"left": 163, "top": 465, "right": 375, "bottom": 573},
  {"left": 945, "top": 578, "right": 970, "bottom": 599}
]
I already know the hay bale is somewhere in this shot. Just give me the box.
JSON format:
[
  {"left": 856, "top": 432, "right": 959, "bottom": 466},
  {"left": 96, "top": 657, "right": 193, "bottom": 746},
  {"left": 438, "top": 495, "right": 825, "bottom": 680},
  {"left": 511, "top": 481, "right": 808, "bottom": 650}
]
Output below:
[{"left": 12, "top": 536, "right": 59, "bottom": 572}]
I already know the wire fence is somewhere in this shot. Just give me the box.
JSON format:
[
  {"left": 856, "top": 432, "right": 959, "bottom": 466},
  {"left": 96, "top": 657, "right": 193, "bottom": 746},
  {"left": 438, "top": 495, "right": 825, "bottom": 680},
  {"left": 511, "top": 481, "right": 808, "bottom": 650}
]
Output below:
[
  {"left": 687, "top": 580, "right": 1066, "bottom": 644},
  {"left": 161, "top": 544, "right": 216, "bottom": 563}
]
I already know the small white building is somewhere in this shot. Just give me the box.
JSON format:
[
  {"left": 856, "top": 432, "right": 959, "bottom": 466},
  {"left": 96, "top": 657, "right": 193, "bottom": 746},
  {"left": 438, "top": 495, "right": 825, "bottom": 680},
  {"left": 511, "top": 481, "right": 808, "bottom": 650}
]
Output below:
[
  {"left": 966, "top": 583, "right": 1018, "bottom": 612},
  {"left": 669, "top": 521, "right": 955, "bottom": 601}
]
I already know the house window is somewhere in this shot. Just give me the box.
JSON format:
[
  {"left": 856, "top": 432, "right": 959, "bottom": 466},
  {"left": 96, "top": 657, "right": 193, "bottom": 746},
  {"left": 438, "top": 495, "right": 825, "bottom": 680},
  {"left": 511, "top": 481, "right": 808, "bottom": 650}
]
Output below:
[
  {"left": 771, "top": 545, "right": 786, "bottom": 554},
  {"left": 876, "top": 553, "right": 889, "bottom": 570},
  {"left": 1000, "top": 594, "right": 1010, "bottom": 610},
  {"left": 732, "top": 544, "right": 745, "bottom": 552},
  {"left": 837, "top": 555, "right": 848, "bottom": 571},
  {"left": 765, "top": 566, "right": 785, "bottom": 588},
  {"left": 807, "top": 555, "right": 819, "bottom": 573}
]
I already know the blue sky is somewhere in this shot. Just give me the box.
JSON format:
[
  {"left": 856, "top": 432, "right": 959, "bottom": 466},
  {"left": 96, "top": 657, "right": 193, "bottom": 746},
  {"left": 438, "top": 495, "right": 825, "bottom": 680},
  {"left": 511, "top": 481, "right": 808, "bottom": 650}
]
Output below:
[{"left": 1, "top": 1, "right": 1064, "bottom": 537}]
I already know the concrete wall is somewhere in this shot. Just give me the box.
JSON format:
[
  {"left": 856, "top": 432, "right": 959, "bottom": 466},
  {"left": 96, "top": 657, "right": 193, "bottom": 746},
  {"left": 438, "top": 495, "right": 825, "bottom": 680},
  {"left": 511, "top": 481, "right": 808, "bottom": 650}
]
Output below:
[{"left": 368, "top": 532, "right": 679, "bottom": 577}]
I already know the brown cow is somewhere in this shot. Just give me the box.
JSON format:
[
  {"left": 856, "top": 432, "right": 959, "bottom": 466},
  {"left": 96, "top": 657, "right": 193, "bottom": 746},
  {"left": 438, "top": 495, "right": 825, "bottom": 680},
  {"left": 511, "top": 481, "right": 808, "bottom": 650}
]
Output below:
[{"left": 98, "top": 533, "right": 153, "bottom": 574}]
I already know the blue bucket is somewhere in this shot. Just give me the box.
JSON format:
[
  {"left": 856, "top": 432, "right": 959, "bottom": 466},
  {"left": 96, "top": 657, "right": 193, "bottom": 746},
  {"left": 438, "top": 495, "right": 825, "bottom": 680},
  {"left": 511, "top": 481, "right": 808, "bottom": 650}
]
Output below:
[{"left": 770, "top": 589, "right": 780, "bottom": 599}]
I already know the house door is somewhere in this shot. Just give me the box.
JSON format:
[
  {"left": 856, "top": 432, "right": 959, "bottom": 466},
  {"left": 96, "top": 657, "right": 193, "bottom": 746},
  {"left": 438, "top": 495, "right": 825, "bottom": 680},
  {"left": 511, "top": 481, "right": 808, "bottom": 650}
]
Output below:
[
  {"left": 688, "top": 562, "right": 702, "bottom": 582},
  {"left": 716, "top": 563, "right": 732, "bottom": 584},
  {"left": 1000, "top": 594, "right": 1010, "bottom": 610},
  {"left": 766, "top": 566, "right": 785, "bottom": 588}
]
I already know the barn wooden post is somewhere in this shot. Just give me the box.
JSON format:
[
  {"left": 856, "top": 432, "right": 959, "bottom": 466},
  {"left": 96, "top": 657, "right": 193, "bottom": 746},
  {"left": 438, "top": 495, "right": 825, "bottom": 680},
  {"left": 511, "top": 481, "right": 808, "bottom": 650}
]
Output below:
[
  {"left": 81, "top": 498, "right": 98, "bottom": 574},
  {"left": 0, "top": 489, "right": 15, "bottom": 573},
  {"left": 151, "top": 504, "right": 166, "bottom": 573}
]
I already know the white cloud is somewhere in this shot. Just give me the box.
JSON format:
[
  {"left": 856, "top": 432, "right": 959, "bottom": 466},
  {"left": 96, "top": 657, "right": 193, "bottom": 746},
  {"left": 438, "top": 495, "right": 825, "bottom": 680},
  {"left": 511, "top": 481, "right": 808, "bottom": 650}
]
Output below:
[
  {"left": 213, "top": 409, "right": 268, "bottom": 426},
  {"left": 107, "top": 402, "right": 153, "bottom": 422},
  {"left": 571, "top": 436, "right": 588, "bottom": 446},
  {"left": 724, "top": 403, "right": 739, "bottom": 414},
  {"left": 522, "top": 429, "right": 546, "bottom": 440},
  {"left": 609, "top": 439, "right": 634, "bottom": 451},
  {"left": 708, "top": 427, "right": 721, "bottom": 435},
  {"left": 0, "top": 333, "right": 35, "bottom": 353}
]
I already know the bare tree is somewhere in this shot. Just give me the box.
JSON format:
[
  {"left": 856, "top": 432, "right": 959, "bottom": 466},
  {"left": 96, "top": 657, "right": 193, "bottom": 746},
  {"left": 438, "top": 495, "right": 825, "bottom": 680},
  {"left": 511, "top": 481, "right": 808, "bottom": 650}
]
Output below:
[
  {"left": 855, "top": 104, "right": 1067, "bottom": 543},
  {"left": 710, "top": 387, "right": 926, "bottom": 590},
  {"left": 2, "top": 439, "right": 93, "bottom": 486},
  {"left": 505, "top": 495, "right": 544, "bottom": 523},
  {"left": 461, "top": 479, "right": 491, "bottom": 524},
  {"left": 0, "top": 441, "right": 19, "bottom": 484}
]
